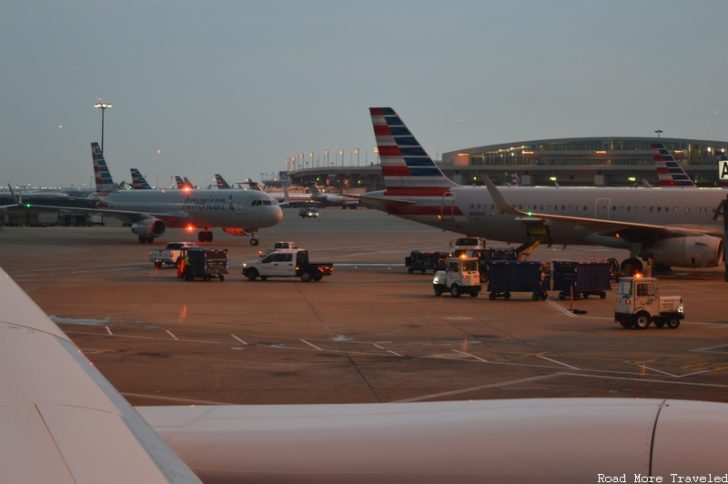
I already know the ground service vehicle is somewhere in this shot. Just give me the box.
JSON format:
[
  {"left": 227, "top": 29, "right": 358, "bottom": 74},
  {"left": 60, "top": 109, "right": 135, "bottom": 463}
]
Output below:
[
  {"left": 432, "top": 257, "right": 481, "bottom": 297},
  {"left": 614, "top": 276, "right": 683, "bottom": 329},
  {"left": 148, "top": 241, "right": 197, "bottom": 268},
  {"left": 405, "top": 251, "right": 448, "bottom": 274},
  {"left": 299, "top": 206, "right": 319, "bottom": 218},
  {"left": 242, "top": 248, "right": 334, "bottom": 282},
  {"left": 178, "top": 247, "right": 228, "bottom": 282}
]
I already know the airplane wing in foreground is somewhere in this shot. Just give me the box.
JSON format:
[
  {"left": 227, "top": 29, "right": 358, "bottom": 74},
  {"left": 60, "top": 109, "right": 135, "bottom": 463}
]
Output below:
[{"left": 0, "top": 267, "right": 201, "bottom": 484}]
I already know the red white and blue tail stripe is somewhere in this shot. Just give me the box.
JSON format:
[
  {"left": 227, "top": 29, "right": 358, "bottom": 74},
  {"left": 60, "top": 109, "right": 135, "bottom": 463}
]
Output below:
[
  {"left": 130, "top": 168, "right": 152, "bottom": 190},
  {"left": 652, "top": 143, "right": 695, "bottom": 187},
  {"left": 370, "top": 107, "right": 456, "bottom": 197},
  {"left": 91, "top": 142, "right": 116, "bottom": 193}
]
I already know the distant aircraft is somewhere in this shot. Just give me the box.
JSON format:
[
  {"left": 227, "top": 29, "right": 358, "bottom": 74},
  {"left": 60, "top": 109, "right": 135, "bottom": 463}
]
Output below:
[
  {"left": 174, "top": 176, "right": 194, "bottom": 190},
  {"left": 308, "top": 184, "right": 359, "bottom": 209},
  {"left": 130, "top": 168, "right": 153, "bottom": 190},
  {"left": 31, "top": 143, "right": 282, "bottom": 244},
  {"left": 3, "top": 264, "right": 728, "bottom": 482},
  {"left": 362, "top": 107, "right": 726, "bottom": 272},
  {"left": 653, "top": 143, "right": 695, "bottom": 187},
  {"left": 214, "top": 173, "right": 230, "bottom": 189}
]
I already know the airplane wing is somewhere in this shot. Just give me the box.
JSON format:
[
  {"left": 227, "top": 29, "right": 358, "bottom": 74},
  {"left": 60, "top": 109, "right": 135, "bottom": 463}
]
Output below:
[
  {"left": 18, "top": 202, "right": 192, "bottom": 227},
  {"left": 482, "top": 177, "right": 718, "bottom": 242},
  {"left": 0, "top": 267, "right": 201, "bottom": 483}
]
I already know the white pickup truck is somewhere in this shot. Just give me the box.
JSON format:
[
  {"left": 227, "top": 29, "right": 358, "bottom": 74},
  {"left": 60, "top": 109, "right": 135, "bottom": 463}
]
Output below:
[
  {"left": 148, "top": 241, "right": 197, "bottom": 268},
  {"left": 242, "top": 248, "right": 334, "bottom": 282}
]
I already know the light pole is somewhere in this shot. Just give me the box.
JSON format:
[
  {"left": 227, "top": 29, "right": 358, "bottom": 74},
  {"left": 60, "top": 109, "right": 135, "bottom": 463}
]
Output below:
[
  {"left": 654, "top": 129, "right": 663, "bottom": 139},
  {"left": 94, "top": 101, "right": 112, "bottom": 153}
]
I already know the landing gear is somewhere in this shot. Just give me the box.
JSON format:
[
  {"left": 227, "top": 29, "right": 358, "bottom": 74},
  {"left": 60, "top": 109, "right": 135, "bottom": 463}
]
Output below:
[
  {"left": 249, "top": 229, "right": 259, "bottom": 246},
  {"left": 620, "top": 258, "right": 643, "bottom": 276},
  {"left": 197, "top": 230, "right": 213, "bottom": 242},
  {"left": 138, "top": 236, "right": 154, "bottom": 244}
]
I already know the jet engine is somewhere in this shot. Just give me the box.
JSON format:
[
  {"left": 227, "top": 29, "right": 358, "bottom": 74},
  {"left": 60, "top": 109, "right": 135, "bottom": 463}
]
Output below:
[
  {"left": 643, "top": 235, "right": 724, "bottom": 268},
  {"left": 223, "top": 227, "right": 249, "bottom": 236},
  {"left": 131, "top": 217, "right": 166, "bottom": 239}
]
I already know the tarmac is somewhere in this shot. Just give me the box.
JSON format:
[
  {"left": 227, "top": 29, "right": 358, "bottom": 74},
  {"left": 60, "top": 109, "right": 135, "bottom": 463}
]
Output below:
[{"left": 1, "top": 208, "right": 727, "bottom": 406}]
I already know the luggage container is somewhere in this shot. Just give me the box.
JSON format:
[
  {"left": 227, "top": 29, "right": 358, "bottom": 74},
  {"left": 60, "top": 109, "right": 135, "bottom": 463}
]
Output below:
[
  {"left": 552, "top": 260, "right": 611, "bottom": 299},
  {"left": 487, "top": 260, "right": 549, "bottom": 300},
  {"left": 178, "top": 247, "right": 228, "bottom": 281}
]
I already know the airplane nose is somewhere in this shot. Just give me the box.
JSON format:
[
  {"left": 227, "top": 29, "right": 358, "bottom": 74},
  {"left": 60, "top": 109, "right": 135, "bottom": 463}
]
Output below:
[{"left": 272, "top": 206, "right": 283, "bottom": 225}]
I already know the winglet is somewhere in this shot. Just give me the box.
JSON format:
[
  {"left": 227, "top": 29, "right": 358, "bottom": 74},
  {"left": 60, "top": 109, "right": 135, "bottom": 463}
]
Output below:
[{"left": 482, "top": 176, "right": 523, "bottom": 216}]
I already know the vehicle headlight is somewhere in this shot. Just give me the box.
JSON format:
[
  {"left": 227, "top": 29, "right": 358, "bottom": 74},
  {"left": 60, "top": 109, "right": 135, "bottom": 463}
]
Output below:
[{"left": 242, "top": 263, "right": 247, "bottom": 268}]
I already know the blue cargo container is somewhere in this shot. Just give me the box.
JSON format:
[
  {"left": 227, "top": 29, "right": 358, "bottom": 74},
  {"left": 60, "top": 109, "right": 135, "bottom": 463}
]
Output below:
[
  {"left": 552, "top": 260, "right": 611, "bottom": 299},
  {"left": 487, "top": 260, "right": 549, "bottom": 300}
]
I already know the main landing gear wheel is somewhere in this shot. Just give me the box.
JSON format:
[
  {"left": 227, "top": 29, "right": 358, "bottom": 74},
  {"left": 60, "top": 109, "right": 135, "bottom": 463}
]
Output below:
[
  {"left": 138, "top": 236, "right": 154, "bottom": 244},
  {"left": 250, "top": 238, "right": 259, "bottom": 246}
]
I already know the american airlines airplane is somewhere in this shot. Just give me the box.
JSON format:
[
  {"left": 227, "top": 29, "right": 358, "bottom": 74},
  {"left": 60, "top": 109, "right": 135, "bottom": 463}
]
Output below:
[
  {"left": 2, "top": 264, "right": 728, "bottom": 482},
  {"left": 363, "top": 108, "right": 727, "bottom": 273},
  {"left": 130, "top": 168, "right": 153, "bottom": 190},
  {"left": 31, "top": 143, "right": 283, "bottom": 245}
]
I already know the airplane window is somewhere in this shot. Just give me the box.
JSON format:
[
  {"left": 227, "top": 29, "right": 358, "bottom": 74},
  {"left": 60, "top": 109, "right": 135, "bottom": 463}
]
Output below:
[{"left": 263, "top": 200, "right": 272, "bottom": 205}]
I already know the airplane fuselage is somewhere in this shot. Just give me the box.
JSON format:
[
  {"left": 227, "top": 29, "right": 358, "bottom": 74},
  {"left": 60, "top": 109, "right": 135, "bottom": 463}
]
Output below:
[
  {"left": 98, "top": 188, "right": 282, "bottom": 229},
  {"left": 377, "top": 186, "right": 725, "bottom": 247}
]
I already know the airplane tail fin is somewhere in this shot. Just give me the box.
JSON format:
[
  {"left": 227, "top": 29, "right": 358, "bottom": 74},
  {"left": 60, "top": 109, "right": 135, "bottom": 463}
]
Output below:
[
  {"left": 215, "top": 174, "right": 230, "bottom": 189},
  {"left": 652, "top": 143, "right": 695, "bottom": 187},
  {"left": 174, "top": 176, "right": 185, "bottom": 189},
  {"left": 369, "top": 107, "right": 457, "bottom": 196},
  {"left": 130, "top": 168, "right": 152, "bottom": 189},
  {"left": 91, "top": 143, "right": 116, "bottom": 193},
  {"left": 183, "top": 177, "right": 195, "bottom": 189}
]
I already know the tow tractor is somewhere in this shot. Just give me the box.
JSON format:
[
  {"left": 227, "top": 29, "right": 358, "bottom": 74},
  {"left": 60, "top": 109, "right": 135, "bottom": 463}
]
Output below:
[
  {"left": 432, "top": 256, "right": 481, "bottom": 298},
  {"left": 614, "top": 275, "right": 684, "bottom": 329}
]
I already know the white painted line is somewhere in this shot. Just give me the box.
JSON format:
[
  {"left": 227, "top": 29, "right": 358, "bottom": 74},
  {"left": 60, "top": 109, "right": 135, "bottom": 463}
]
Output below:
[
  {"left": 545, "top": 299, "right": 577, "bottom": 318},
  {"left": 373, "top": 343, "right": 385, "bottom": 350},
  {"left": 166, "top": 330, "right": 178, "bottom": 341},
  {"left": 387, "top": 349, "right": 402, "bottom": 357},
  {"left": 637, "top": 365, "right": 679, "bottom": 378},
  {"left": 105, "top": 326, "right": 113, "bottom": 336},
  {"left": 690, "top": 343, "right": 728, "bottom": 354},
  {"left": 394, "top": 374, "right": 560, "bottom": 403},
  {"left": 452, "top": 349, "right": 490, "bottom": 363},
  {"left": 300, "top": 338, "right": 323, "bottom": 351},
  {"left": 231, "top": 334, "right": 248, "bottom": 345},
  {"left": 536, "top": 354, "right": 580, "bottom": 370}
]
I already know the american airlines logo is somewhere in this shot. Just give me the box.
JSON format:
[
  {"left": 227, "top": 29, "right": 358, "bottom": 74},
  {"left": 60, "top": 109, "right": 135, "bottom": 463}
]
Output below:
[{"left": 720, "top": 160, "right": 728, "bottom": 181}]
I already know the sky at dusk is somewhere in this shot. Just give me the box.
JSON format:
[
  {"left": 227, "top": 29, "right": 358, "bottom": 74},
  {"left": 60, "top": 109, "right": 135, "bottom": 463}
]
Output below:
[{"left": 2, "top": 0, "right": 728, "bottom": 188}]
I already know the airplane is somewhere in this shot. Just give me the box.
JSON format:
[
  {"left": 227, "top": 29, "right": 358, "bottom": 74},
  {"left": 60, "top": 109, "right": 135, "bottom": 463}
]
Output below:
[
  {"left": 214, "top": 173, "right": 230, "bottom": 189},
  {"left": 174, "top": 176, "right": 195, "bottom": 190},
  {"left": 308, "top": 184, "right": 359, "bottom": 209},
  {"left": 3, "top": 264, "right": 728, "bottom": 481},
  {"left": 653, "top": 144, "right": 695, "bottom": 187},
  {"left": 131, "top": 168, "right": 153, "bottom": 190},
  {"left": 27, "top": 143, "right": 283, "bottom": 245},
  {"left": 362, "top": 107, "right": 726, "bottom": 273}
]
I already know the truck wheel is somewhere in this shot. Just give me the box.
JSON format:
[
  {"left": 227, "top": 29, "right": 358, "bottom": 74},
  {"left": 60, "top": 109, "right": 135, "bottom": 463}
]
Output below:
[
  {"left": 450, "top": 284, "right": 461, "bottom": 298},
  {"left": 434, "top": 285, "right": 444, "bottom": 297},
  {"left": 219, "top": 275, "right": 225, "bottom": 282},
  {"left": 301, "top": 271, "right": 312, "bottom": 282},
  {"left": 599, "top": 291, "right": 606, "bottom": 299},
  {"left": 504, "top": 292, "right": 511, "bottom": 300},
  {"left": 246, "top": 269, "right": 258, "bottom": 281},
  {"left": 667, "top": 318, "right": 680, "bottom": 329},
  {"left": 313, "top": 273, "right": 322, "bottom": 281},
  {"left": 634, "top": 312, "right": 651, "bottom": 329},
  {"left": 154, "top": 261, "right": 162, "bottom": 269}
]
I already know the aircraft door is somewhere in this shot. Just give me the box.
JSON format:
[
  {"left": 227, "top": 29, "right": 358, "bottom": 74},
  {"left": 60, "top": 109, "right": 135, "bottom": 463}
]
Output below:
[
  {"left": 594, "top": 198, "right": 611, "bottom": 220},
  {"left": 440, "top": 192, "right": 455, "bottom": 220}
]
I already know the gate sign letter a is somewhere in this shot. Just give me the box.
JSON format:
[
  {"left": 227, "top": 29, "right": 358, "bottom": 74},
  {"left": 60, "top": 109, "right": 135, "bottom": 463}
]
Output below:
[{"left": 721, "top": 160, "right": 728, "bottom": 180}]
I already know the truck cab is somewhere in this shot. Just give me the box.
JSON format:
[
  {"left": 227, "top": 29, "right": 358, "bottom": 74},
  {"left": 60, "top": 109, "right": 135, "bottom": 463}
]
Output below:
[
  {"left": 242, "top": 248, "right": 334, "bottom": 282},
  {"left": 432, "top": 256, "right": 481, "bottom": 298},
  {"left": 614, "top": 276, "right": 683, "bottom": 329}
]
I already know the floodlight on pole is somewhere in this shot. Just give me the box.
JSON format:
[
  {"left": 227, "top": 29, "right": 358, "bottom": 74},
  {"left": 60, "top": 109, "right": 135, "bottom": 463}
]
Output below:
[{"left": 94, "top": 101, "right": 112, "bottom": 153}]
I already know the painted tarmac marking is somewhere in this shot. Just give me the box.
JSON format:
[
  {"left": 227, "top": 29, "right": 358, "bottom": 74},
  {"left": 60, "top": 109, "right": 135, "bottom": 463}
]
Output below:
[
  {"left": 165, "top": 330, "right": 178, "bottom": 341},
  {"left": 545, "top": 299, "right": 577, "bottom": 318},
  {"left": 105, "top": 326, "right": 113, "bottom": 336},
  {"left": 300, "top": 338, "right": 323, "bottom": 351},
  {"left": 387, "top": 349, "right": 402, "bottom": 357},
  {"left": 536, "top": 354, "right": 580, "bottom": 370},
  {"left": 122, "top": 392, "right": 230, "bottom": 405},
  {"left": 690, "top": 343, "right": 728, "bottom": 354},
  {"left": 394, "top": 374, "right": 559, "bottom": 403},
  {"left": 452, "top": 349, "right": 490, "bottom": 363},
  {"left": 231, "top": 334, "right": 248, "bottom": 345}
]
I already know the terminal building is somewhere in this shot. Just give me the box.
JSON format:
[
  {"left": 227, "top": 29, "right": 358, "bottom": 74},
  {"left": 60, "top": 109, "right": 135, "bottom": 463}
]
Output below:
[{"left": 288, "top": 137, "right": 728, "bottom": 191}]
